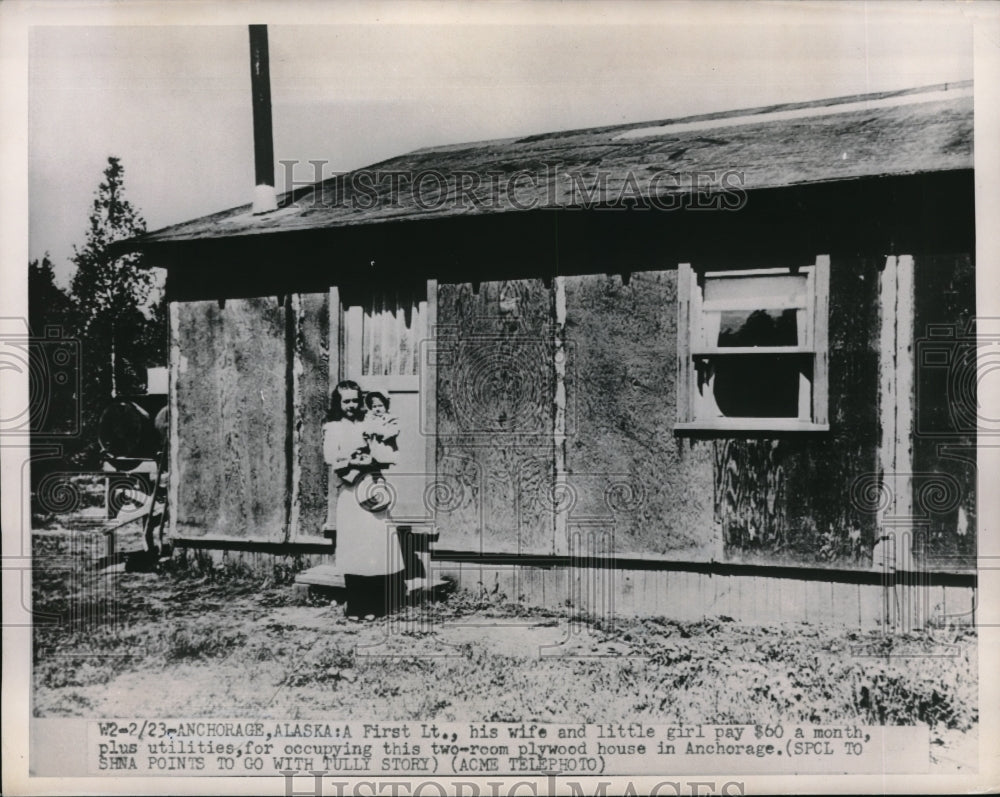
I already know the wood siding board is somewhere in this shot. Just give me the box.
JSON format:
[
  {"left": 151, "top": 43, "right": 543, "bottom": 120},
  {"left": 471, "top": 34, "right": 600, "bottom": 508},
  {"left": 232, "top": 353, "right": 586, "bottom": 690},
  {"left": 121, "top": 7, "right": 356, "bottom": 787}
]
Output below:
[
  {"left": 296, "top": 291, "right": 331, "bottom": 537},
  {"left": 284, "top": 294, "right": 299, "bottom": 542},
  {"left": 878, "top": 255, "right": 899, "bottom": 546},
  {"left": 896, "top": 255, "right": 916, "bottom": 533},
  {"left": 813, "top": 255, "right": 830, "bottom": 425},
  {"left": 677, "top": 263, "right": 693, "bottom": 425},
  {"left": 425, "top": 280, "right": 438, "bottom": 498},
  {"left": 553, "top": 276, "right": 568, "bottom": 556},
  {"left": 858, "top": 584, "right": 881, "bottom": 629}
]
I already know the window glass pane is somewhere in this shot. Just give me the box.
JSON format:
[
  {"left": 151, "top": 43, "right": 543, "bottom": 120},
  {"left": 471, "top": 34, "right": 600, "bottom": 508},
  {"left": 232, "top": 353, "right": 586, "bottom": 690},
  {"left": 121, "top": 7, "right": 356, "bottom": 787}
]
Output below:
[
  {"left": 717, "top": 309, "right": 799, "bottom": 347},
  {"left": 712, "top": 355, "right": 802, "bottom": 418},
  {"left": 704, "top": 273, "right": 807, "bottom": 307}
]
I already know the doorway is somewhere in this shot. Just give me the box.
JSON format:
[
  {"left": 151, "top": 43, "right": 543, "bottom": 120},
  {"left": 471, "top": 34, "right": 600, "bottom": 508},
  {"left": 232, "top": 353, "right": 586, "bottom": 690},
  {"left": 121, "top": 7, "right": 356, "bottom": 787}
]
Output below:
[{"left": 339, "top": 282, "right": 434, "bottom": 522}]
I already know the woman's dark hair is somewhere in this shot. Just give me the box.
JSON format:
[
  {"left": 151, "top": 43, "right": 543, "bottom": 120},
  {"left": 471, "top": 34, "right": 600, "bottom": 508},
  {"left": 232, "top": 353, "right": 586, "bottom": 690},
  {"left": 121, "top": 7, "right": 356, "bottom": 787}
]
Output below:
[
  {"left": 364, "top": 391, "right": 390, "bottom": 411},
  {"left": 327, "top": 380, "right": 363, "bottom": 421}
]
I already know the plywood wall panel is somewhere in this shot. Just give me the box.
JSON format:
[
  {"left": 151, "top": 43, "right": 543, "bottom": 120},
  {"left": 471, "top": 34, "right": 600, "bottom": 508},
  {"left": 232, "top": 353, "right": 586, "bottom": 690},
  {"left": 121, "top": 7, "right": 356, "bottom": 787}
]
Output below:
[
  {"left": 563, "top": 271, "right": 716, "bottom": 558},
  {"left": 435, "top": 279, "right": 556, "bottom": 554},
  {"left": 174, "top": 298, "right": 287, "bottom": 539}
]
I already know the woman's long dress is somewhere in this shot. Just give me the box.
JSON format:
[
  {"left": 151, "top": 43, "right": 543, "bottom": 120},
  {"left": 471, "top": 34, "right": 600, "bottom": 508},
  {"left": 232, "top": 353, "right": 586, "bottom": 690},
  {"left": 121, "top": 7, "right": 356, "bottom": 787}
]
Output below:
[{"left": 322, "top": 419, "right": 404, "bottom": 578}]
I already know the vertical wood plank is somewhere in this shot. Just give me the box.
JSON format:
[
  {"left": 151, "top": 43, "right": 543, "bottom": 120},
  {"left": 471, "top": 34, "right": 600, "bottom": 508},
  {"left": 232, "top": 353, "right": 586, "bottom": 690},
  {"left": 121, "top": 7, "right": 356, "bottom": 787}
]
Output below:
[
  {"left": 803, "top": 581, "right": 817, "bottom": 624},
  {"left": 285, "top": 293, "right": 302, "bottom": 542},
  {"left": 379, "top": 289, "right": 389, "bottom": 375},
  {"left": 660, "top": 570, "right": 673, "bottom": 620},
  {"left": 772, "top": 577, "right": 784, "bottom": 624},
  {"left": 752, "top": 576, "right": 765, "bottom": 626},
  {"left": 328, "top": 287, "right": 341, "bottom": 388},
  {"left": 296, "top": 292, "right": 332, "bottom": 538},
  {"left": 858, "top": 583, "right": 881, "bottom": 630},
  {"left": 761, "top": 576, "right": 774, "bottom": 626},
  {"left": 553, "top": 276, "right": 567, "bottom": 556},
  {"left": 168, "top": 301, "right": 180, "bottom": 539},
  {"left": 676, "top": 263, "right": 693, "bottom": 424},
  {"left": 520, "top": 566, "right": 537, "bottom": 607},
  {"left": 324, "top": 287, "right": 341, "bottom": 533},
  {"left": 813, "top": 254, "right": 830, "bottom": 425},
  {"left": 895, "top": 255, "right": 915, "bottom": 534},
  {"left": 675, "top": 571, "right": 691, "bottom": 621},
  {"left": 878, "top": 255, "right": 898, "bottom": 541},
  {"left": 643, "top": 569, "right": 657, "bottom": 616},
  {"left": 673, "top": 571, "right": 687, "bottom": 620},
  {"left": 344, "top": 303, "right": 362, "bottom": 379},
  {"left": 656, "top": 569, "right": 668, "bottom": 617},
  {"left": 425, "top": 280, "right": 438, "bottom": 506}
]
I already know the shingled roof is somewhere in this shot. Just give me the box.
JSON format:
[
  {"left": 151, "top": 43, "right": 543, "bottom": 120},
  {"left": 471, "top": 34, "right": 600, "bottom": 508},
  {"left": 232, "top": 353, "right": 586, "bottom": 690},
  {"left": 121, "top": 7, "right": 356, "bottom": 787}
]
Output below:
[{"left": 132, "top": 81, "right": 973, "bottom": 247}]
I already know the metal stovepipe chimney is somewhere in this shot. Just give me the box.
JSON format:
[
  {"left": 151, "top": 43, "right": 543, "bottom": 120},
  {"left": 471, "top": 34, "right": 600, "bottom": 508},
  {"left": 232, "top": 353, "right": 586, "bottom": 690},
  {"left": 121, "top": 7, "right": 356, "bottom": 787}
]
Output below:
[{"left": 249, "top": 24, "right": 277, "bottom": 214}]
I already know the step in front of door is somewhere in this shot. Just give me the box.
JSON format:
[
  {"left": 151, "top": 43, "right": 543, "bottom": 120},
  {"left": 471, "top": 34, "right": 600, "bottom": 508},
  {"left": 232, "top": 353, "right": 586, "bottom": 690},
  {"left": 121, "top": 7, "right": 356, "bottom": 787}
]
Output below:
[{"left": 294, "top": 564, "right": 449, "bottom": 596}]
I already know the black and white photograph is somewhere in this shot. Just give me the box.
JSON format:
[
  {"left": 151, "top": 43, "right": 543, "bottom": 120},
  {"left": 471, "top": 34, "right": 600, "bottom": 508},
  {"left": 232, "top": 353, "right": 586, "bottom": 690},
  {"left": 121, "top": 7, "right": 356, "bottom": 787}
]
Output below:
[{"left": 2, "top": 1, "right": 998, "bottom": 794}]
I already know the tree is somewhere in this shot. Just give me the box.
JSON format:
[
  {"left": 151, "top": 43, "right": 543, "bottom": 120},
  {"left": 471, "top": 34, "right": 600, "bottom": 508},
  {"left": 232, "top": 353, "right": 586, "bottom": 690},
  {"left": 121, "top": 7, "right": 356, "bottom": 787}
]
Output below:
[
  {"left": 29, "top": 253, "right": 74, "bottom": 334},
  {"left": 28, "top": 254, "right": 79, "bottom": 447},
  {"left": 69, "top": 157, "right": 164, "bottom": 465}
]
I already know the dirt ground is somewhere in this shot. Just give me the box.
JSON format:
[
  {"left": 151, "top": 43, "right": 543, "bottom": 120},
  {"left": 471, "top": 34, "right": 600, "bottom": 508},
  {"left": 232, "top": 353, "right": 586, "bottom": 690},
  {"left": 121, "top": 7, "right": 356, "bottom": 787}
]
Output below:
[{"left": 31, "top": 527, "right": 979, "bottom": 772}]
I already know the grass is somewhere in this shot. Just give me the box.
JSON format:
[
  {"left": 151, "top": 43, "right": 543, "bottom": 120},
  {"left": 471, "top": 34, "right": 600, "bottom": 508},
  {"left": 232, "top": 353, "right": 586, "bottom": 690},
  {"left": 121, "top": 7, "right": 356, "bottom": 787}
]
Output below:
[{"left": 31, "top": 530, "right": 978, "bottom": 737}]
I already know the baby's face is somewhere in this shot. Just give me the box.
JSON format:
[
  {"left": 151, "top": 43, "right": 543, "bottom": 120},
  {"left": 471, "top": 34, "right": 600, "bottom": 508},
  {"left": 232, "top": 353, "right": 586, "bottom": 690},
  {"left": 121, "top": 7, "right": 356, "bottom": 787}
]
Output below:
[{"left": 368, "top": 399, "right": 386, "bottom": 416}]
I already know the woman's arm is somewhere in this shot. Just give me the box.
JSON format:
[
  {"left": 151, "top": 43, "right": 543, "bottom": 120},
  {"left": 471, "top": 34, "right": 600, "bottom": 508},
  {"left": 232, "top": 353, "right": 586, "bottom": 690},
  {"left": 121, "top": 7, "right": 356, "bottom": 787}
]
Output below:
[{"left": 323, "top": 422, "right": 352, "bottom": 469}]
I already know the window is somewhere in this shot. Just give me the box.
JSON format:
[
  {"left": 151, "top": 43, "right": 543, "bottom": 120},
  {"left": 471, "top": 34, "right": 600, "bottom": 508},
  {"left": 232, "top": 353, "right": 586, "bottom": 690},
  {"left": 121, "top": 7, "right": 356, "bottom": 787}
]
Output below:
[{"left": 676, "top": 257, "right": 829, "bottom": 431}]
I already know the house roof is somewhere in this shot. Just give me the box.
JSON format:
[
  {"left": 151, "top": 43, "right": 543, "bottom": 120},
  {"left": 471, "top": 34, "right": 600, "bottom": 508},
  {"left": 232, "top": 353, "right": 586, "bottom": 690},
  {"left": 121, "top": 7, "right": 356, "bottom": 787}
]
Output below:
[{"left": 130, "top": 81, "right": 973, "bottom": 248}]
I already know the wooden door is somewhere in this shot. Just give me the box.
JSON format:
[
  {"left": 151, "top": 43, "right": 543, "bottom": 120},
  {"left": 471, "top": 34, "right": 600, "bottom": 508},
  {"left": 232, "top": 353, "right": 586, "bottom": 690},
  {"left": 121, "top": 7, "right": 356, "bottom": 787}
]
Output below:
[{"left": 342, "top": 284, "right": 432, "bottom": 522}]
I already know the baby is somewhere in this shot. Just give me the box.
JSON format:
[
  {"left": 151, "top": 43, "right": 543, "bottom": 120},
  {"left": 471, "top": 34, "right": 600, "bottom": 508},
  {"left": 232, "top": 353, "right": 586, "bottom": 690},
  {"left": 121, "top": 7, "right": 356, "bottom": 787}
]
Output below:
[
  {"left": 349, "top": 392, "right": 400, "bottom": 511},
  {"left": 363, "top": 391, "right": 400, "bottom": 456}
]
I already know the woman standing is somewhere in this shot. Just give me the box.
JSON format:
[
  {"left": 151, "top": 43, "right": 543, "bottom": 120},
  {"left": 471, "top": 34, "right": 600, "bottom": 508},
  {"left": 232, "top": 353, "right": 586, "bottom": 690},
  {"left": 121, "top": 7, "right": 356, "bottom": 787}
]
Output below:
[{"left": 323, "top": 380, "right": 405, "bottom": 619}]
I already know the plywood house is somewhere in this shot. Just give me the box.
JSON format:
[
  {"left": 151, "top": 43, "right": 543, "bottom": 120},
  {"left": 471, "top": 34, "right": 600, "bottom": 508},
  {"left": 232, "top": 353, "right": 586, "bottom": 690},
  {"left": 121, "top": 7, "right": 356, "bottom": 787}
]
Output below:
[{"left": 124, "top": 82, "right": 977, "bottom": 627}]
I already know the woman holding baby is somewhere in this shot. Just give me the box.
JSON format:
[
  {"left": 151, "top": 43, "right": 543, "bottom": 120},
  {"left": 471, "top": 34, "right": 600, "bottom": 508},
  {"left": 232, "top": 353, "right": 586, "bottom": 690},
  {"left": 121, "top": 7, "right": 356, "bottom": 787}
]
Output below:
[{"left": 322, "top": 380, "right": 404, "bottom": 620}]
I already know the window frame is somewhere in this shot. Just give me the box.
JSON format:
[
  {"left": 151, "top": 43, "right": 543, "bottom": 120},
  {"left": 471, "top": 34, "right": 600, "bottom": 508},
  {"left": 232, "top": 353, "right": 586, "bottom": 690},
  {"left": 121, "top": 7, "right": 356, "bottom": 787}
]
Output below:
[{"left": 675, "top": 256, "right": 829, "bottom": 433}]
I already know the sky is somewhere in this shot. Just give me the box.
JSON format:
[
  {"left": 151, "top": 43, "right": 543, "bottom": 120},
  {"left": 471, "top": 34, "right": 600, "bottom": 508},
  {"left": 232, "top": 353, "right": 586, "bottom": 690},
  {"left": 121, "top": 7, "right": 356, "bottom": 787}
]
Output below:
[{"left": 25, "top": 1, "right": 977, "bottom": 288}]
